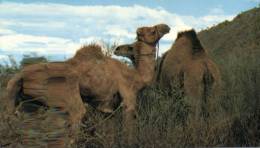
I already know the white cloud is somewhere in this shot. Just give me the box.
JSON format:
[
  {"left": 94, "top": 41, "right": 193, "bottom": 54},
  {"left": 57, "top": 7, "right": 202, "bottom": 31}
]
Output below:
[
  {"left": 104, "top": 27, "right": 135, "bottom": 39},
  {"left": 0, "top": 34, "right": 81, "bottom": 55},
  {"left": 0, "top": 2, "right": 235, "bottom": 57},
  {"left": 0, "top": 28, "right": 16, "bottom": 35},
  {"left": 0, "top": 55, "right": 9, "bottom": 60}
]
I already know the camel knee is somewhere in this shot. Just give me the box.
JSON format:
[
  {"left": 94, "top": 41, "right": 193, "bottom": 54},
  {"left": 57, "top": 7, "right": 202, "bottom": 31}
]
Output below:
[{"left": 123, "top": 103, "right": 136, "bottom": 112}]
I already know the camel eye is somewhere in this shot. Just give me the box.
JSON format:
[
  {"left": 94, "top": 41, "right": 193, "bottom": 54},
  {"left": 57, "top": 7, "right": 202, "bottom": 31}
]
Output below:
[
  {"left": 128, "top": 46, "right": 134, "bottom": 51},
  {"left": 150, "top": 30, "right": 156, "bottom": 35}
]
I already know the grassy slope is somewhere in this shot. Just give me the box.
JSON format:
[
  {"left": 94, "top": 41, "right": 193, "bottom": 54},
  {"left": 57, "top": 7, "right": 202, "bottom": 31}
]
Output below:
[{"left": 199, "top": 7, "right": 260, "bottom": 56}]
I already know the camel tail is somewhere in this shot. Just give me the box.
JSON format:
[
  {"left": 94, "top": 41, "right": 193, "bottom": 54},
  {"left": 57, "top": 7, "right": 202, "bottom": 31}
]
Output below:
[
  {"left": 202, "top": 63, "right": 214, "bottom": 101},
  {"left": 5, "top": 73, "right": 23, "bottom": 112}
]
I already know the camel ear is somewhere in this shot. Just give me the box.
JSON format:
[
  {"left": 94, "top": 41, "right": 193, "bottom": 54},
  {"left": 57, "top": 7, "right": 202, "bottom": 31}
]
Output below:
[
  {"left": 136, "top": 28, "right": 144, "bottom": 41},
  {"left": 136, "top": 28, "right": 142, "bottom": 36}
]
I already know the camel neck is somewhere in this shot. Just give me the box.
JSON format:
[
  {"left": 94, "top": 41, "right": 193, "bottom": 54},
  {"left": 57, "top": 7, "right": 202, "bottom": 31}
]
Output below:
[{"left": 135, "top": 54, "right": 156, "bottom": 85}]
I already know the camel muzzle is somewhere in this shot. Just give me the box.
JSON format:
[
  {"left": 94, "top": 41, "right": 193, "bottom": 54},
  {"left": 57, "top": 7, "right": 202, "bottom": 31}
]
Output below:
[{"left": 156, "top": 24, "right": 171, "bottom": 37}]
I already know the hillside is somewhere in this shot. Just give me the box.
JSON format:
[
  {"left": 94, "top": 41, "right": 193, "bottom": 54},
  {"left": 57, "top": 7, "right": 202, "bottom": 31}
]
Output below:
[{"left": 199, "top": 7, "right": 260, "bottom": 57}]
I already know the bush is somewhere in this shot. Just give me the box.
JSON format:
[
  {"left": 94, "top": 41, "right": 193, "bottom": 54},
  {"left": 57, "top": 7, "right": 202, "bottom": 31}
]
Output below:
[{"left": 20, "top": 55, "right": 48, "bottom": 67}]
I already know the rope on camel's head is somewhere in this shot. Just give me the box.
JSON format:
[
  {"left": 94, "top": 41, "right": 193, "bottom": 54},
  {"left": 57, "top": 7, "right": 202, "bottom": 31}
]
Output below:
[
  {"left": 154, "top": 25, "right": 161, "bottom": 73},
  {"left": 156, "top": 42, "right": 160, "bottom": 73}
]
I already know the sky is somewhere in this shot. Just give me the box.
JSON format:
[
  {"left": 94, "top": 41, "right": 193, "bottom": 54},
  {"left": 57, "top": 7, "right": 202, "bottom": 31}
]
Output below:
[{"left": 0, "top": 0, "right": 259, "bottom": 64}]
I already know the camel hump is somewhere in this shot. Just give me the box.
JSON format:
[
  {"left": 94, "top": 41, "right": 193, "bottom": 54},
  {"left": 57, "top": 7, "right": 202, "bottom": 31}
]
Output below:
[
  {"left": 177, "top": 29, "right": 204, "bottom": 54},
  {"left": 73, "top": 44, "right": 104, "bottom": 60}
]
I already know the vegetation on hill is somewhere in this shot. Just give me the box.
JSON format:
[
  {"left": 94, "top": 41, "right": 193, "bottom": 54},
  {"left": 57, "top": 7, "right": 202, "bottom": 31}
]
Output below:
[
  {"left": 20, "top": 55, "right": 48, "bottom": 67},
  {"left": 199, "top": 7, "right": 260, "bottom": 56}
]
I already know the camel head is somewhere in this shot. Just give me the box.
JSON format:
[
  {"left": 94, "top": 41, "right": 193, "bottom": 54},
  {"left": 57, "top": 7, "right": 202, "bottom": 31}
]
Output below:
[
  {"left": 114, "top": 24, "right": 170, "bottom": 60},
  {"left": 114, "top": 41, "right": 156, "bottom": 66},
  {"left": 136, "top": 23, "right": 170, "bottom": 46},
  {"left": 114, "top": 44, "right": 134, "bottom": 61}
]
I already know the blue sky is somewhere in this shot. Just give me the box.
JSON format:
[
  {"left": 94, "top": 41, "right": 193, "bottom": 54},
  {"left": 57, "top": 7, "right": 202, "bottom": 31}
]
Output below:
[{"left": 0, "top": 0, "right": 259, "bottom": 64}]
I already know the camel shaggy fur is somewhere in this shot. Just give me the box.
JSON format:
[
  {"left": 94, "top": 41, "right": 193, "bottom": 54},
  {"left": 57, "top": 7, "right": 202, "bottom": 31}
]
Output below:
[
  {"left": 157, "top": 29, "right": 221, "bottom": 121},
  {"left": 6, "top": 24, "right": 170, "bottom": 145}
]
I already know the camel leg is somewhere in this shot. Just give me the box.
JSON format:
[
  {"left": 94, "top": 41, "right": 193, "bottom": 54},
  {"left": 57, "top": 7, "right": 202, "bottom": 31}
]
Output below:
[
  {"left": 119, "top": 87, "right": 137, "bottom": 145},
  {"left": 183, "top": 74, "right": 204, "bottom": 123},
  {"left": 102, "top": 114, "right": 118, "bottom": 147},
  {"left": 45, "top": 71, "right": 86, "bottom": 147},
  {"left": 184, "top": 72, "right": 209, "bottom": 145}
]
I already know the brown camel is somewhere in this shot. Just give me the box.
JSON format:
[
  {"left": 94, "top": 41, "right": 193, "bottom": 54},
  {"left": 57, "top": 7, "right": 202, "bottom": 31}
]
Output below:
[
  {"left": 67, "top": 24, "right": 170, "bottom": 144},
  {"left": 158, "top": 29, "right": 221, "bottom": 121},
  {"left": 6, "top": 24, "right": 170, "bottom": 146}
]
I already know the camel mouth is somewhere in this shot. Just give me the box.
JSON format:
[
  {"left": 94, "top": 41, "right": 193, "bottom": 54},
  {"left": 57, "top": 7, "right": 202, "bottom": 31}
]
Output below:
[
  {"left": 156, "top": 24, "right": 171, "bottom": 36},
  {"left": 162, "top": 25, "right": 170, "bottom": 33},
  {"left": 114, "top": 51, "right": 129, "bottom": 57}
]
